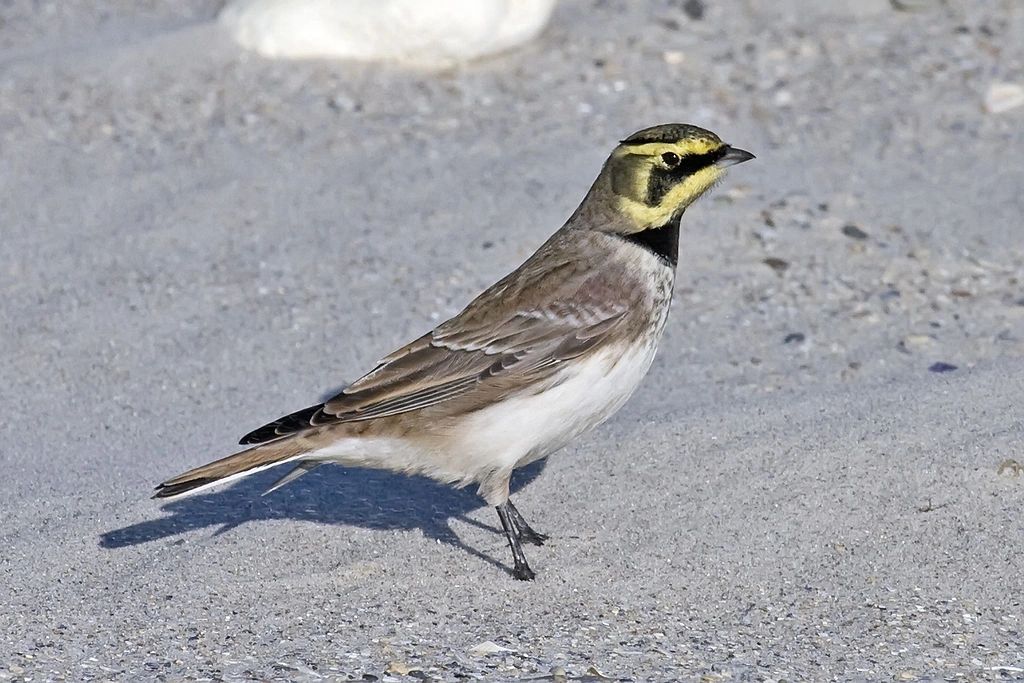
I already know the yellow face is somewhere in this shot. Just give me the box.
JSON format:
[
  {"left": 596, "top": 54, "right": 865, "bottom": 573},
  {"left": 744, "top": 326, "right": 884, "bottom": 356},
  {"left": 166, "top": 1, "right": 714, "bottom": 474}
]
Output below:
[{"left": 608, "top": 124, "right": 753, "bottom": 230}]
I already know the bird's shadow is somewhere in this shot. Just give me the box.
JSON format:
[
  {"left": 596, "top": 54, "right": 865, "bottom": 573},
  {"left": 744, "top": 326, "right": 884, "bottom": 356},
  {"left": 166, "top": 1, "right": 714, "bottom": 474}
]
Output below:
[{"left": 99, "top": 460, "right": 547, "bottom": 575}]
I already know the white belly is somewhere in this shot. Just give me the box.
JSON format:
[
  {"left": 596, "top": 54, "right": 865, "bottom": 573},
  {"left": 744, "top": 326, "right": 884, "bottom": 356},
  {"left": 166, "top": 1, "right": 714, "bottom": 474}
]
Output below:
[
  {"left": 453, "top": 340, "right": 660, "bottom": 472},
  {"left": 310, "top": 340, "right": 660, "bottom": 495}
]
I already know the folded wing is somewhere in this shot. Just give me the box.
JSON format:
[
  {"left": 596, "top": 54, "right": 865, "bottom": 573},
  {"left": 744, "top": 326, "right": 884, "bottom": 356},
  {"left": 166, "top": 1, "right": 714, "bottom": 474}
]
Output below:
[{"left": 239, "top": 258, "right": 636, "bottom": 445}]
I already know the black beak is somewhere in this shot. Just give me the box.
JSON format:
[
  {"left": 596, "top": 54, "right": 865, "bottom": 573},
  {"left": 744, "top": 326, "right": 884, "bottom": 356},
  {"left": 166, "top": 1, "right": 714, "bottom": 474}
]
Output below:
[{"left": 716, "top": 146, "right": 756, "bottom": 167}]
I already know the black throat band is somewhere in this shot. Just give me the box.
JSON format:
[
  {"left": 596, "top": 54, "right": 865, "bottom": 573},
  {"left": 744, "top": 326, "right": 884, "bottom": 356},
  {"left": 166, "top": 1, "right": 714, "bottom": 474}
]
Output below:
[{"left": 618, "top": 216, "right": 680, "bottom": 266}]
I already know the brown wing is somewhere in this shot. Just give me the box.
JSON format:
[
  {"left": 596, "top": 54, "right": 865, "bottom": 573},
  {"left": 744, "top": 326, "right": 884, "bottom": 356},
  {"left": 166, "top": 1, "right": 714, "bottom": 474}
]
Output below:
[{"left": 240, "top": 251, "right": 637, "bottom": 445}]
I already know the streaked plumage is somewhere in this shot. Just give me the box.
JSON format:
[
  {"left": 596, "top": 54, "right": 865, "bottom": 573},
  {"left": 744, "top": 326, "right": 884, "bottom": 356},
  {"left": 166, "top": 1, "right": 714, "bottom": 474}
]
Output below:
[{"left": 156, "top": 123, "right": 754, "bottom": 580}]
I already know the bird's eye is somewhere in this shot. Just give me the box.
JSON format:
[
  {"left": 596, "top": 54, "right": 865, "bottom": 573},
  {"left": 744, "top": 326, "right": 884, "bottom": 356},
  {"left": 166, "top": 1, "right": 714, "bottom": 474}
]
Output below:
[{"left": 661, "top": 152, "right": 680, "bottom": 167}]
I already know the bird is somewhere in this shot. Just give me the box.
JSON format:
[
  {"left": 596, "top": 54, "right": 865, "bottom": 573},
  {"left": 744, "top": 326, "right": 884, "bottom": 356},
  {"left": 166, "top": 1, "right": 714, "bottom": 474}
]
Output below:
[{"left": 155, "top": 123, "right": 755, "bottom": 580}]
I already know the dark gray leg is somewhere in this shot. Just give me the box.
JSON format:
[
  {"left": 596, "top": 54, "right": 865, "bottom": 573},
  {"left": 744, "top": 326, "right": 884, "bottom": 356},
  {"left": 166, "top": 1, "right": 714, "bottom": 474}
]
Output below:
[
  {"left": 496, "top": 502, "right": 535, "bottom": 580},
  {"left": 506, "top": 499, "right": 547, "bottom": 546}
]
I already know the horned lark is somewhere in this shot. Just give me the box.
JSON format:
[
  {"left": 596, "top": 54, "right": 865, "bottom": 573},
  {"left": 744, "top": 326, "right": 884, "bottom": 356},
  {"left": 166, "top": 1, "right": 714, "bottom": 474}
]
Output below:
[{"left": 156, "top": 123, "right": 754, "bottom": 580}]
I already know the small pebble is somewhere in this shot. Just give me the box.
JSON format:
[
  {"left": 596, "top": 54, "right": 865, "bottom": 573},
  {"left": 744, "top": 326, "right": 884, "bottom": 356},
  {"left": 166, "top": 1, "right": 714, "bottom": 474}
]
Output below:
[
  {"left": 998, "top": 459, "right": 1023, "bottom": 476},
  {"left": 328, "top": 94, "right": 359, "bottom": 112},
  {"left": 928, "top": 362, "right": 958, "bottom": 373},
  {"left": 983, "top": 82, "right": 1024, "bottom": 114},
  {"left": 879, "top": 288, "right": 901, "bottom": 301},
  {"left": 902, "top": 334, "right": 934, "bottom": 349},
  {"left": 683, "top": 0, "right": 706, "bottom": 20},
  {"left": 842, "top": 224, "right": 869, "bottom": 240},
  {"left": 385, "top": 661, "right": 416, "bottom": 676},
  {"left": 662, "top": 50, "right": 685, "bottom": 65},
  {"left": 891, "top": 0, "right": 934, "bottom": 11},
  {"left": 773, "top": 90, "right": 793, "bottom": 107},
  {"left": 783, "top": 332, "right": 805, "bottom": 344},
  {"left": 468, "top": 641, "right": 514, "bottom": 656},
  {"left": 763, "top": 257, "right": 790, "bottom": 273}
]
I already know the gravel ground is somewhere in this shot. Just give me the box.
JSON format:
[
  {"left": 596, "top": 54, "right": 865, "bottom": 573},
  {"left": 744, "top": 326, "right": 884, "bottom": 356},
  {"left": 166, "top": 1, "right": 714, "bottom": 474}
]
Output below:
[{"left": 2, "top": 1, "right": 1023, "bottom": 680}]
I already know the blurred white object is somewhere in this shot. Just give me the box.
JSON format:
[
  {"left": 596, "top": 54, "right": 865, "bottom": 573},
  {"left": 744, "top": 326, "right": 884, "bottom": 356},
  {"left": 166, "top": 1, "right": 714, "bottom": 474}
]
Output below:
[
  {"left": 220, "top": 0, "right": 556, "bottom": 66},
  {"left": 983, "top": 82, "right": 1024, "bottom": 114}
]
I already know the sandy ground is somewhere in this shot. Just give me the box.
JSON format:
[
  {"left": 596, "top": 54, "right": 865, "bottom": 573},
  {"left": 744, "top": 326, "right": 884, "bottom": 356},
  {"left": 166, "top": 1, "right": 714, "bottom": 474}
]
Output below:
[{"left": 2, "top": 0, "right": 1024, "bottom": 680}]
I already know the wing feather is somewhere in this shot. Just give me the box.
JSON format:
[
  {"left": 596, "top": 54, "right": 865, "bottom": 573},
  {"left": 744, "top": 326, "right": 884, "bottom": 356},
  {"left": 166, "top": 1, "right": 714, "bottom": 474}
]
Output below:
[{"left": 239, "top": 247, "right": 639, "bottom": 444}]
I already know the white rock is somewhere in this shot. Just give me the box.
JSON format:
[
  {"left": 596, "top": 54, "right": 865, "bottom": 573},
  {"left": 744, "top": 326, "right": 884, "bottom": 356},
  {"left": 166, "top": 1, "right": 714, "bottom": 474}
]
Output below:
[
  {"left": 983, "top": 82, "right": 1024, "bottom": 114},
  {"left": 220, "top": 0, "right": 556, "bottom": 67},
  {"left": 662, "top": 50, "right": 685, "bottom": 65},
  {"left": 773, "top": 89, "right": 793, "bottom": 107},
  {"left": 468, "top": 640, "right": 515, "bottom": 655}
]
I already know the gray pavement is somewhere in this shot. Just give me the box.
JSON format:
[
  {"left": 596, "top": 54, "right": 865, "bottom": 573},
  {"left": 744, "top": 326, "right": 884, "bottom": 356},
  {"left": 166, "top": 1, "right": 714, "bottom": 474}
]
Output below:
[{"left": 2, "top": 1, "right": 1023, "bottom": 680}]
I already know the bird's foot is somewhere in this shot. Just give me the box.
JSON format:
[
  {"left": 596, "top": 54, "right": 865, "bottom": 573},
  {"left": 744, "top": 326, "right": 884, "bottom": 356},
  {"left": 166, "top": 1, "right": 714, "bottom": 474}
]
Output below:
[
  {"left": 516, "top": 526, "right": 548, "bottom": 547},
  {"left": 506, "top": 499, "right": 548, "bottom": 546},
  {"left": 511, "top": 562, "right": 536, "bottom": 581},
  {"left": 496, "top": 501, "right": 539, "bottom": 581}
]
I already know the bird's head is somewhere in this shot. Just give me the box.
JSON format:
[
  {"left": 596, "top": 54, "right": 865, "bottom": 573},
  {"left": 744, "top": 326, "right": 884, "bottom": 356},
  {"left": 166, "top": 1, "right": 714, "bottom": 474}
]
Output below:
[{"left": 593, "top": 123, "right": 754, "bottom": 232}]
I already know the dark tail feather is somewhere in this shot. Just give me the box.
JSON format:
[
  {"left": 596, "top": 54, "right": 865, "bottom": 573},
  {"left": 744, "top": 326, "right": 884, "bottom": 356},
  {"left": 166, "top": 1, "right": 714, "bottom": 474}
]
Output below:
[
  {"left": 153, "top": 478, "right": 221, "bottom": 498},
  {"left": 153, "top": 441, "right": 304, "bottom": 499},
  {"left": 238, "top": 403, "right": 324, "bottom": 445}
]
